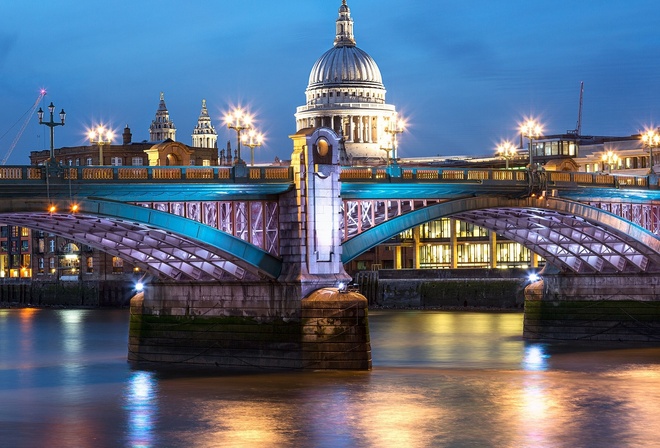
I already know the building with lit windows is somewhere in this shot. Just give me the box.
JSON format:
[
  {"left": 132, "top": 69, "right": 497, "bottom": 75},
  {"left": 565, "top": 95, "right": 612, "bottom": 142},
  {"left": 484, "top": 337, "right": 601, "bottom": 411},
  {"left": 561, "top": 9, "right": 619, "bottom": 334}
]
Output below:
[
  {"left": 12, "top": 95, "right": 223, "bottom": 304},
  {"left": 0, "top": 225, "right": 31, "bottom": 279}
]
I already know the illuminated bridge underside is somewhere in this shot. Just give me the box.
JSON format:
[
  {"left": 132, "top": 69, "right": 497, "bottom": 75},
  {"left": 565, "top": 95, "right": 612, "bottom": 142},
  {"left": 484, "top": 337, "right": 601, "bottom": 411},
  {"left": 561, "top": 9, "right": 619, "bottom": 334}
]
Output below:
[
  {"left": 342, "top": 197, "right": 660, "bottom": 274},
  {"left": 0, "top": 199, "right": 282, "bottom": 281}
]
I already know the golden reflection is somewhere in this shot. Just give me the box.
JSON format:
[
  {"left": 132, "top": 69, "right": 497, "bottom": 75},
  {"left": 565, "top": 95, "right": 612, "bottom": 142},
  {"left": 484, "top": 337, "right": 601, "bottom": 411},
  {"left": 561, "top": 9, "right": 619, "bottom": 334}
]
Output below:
[
  {"left": 356, "top": 390, "right": 444, "bottom": 447},
  {"left": 201, "top": 402, "right": 291, "bottom": 447}
]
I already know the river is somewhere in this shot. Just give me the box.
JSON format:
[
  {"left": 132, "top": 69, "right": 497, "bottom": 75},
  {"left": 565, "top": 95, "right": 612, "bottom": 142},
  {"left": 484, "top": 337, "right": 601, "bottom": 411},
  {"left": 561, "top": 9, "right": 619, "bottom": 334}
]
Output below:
[{"left": 1, "top": 308, "right": 660, "bottom": 447}]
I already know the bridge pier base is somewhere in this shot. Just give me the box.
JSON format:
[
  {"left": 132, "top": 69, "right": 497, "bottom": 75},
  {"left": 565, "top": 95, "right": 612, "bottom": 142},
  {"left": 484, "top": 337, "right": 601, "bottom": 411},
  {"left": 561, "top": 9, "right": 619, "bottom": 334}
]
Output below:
[
  {"left": 523, "top": 273, "right": 660, "bottom": 342},
  {"left": 128, "top": 281, "right": 371, "bottom": 370}
]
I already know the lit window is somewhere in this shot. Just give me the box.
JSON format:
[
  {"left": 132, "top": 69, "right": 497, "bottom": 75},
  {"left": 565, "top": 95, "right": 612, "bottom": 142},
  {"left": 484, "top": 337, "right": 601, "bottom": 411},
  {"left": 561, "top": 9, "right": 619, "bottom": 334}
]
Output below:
[{"left": 112, "top": 256, "right": 124, "bottom": 274}]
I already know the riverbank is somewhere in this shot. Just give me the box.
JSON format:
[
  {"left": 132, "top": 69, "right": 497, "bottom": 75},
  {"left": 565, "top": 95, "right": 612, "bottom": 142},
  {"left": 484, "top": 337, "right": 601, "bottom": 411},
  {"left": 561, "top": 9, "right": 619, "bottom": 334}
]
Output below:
[{"left": 354, "top": 268, "right": 536, "bottom": 309}]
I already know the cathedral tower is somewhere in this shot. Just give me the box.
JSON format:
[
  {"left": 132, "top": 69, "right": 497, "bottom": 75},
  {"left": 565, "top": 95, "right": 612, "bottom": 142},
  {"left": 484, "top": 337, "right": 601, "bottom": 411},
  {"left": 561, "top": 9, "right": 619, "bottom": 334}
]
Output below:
[
  {"left": 149, "top": 92, "right": 177, "bottom": 142},
  {"left": 192, "top": 99, "right": 217, "bottom": 149}
]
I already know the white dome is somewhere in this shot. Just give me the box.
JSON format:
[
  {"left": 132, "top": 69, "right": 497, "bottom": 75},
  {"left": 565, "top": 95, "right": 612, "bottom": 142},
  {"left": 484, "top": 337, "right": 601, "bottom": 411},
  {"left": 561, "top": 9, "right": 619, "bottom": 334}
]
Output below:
[{"left": 307, "top": 45, "right": 384, "bottom": 90}]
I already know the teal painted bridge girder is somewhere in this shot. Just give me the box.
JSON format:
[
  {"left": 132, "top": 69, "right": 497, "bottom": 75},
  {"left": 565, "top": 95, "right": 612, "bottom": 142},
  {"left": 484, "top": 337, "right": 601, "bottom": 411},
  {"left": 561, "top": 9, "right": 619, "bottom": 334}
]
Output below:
[
  {"left": 3, "top": 164, "right": 660, "bottom": 279},
  {"left": 341, "top": 196, "right": 660, "bottom": 275},
  {"left": 0, "top": 197, "right": 282, "bottom": 281}
]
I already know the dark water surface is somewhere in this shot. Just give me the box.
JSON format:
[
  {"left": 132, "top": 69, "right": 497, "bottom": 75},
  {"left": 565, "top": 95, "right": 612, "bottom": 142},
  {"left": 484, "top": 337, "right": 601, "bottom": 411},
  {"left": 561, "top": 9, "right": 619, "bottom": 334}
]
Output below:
[{"left": 1, "top": 308, "right": 660, "bottom": 447}]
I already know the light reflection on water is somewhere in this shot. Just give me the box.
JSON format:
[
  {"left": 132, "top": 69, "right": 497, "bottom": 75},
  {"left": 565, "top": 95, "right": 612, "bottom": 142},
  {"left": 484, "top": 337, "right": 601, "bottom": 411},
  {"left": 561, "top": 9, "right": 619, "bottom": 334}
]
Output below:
[
  {"left": 1, "top": 308, "right": 660, "bottom": 447},
  {"left": 125, "top": 370, "right": 157, "bottom": 448}
]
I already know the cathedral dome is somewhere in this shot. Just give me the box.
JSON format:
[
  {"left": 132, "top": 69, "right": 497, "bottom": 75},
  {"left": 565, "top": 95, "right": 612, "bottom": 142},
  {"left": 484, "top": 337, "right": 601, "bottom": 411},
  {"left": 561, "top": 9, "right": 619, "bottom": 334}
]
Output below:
[
  {"left": 308, "top": 46, "right": 383, "bottom": 89},
  {"left": 306, "top": 0, "right": 384, "bottom": 91}
]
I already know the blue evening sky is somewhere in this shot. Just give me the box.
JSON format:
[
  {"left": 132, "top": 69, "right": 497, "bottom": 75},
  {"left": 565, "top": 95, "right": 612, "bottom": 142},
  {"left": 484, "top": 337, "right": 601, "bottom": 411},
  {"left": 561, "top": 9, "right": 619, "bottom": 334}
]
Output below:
[{"left": 1, "top": 1, "right": 659, "bottom": 165}]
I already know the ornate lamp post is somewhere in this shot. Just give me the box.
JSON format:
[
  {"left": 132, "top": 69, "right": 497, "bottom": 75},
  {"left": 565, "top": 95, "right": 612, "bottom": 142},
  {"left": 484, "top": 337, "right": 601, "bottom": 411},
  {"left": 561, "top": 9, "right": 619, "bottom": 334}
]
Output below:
[
  {"left": 224, "top": 108, "right": 252, "bottom": 165},
  {"left": 241, "top": 129, "right": 264, "bottom": 166},
  {"left": 383, "top": 113, "right": 405, "bottom": 165},
  {"left": 520, "top": 119, "right": 542, "bottom": 170},
  {"left": 496, "top": 141, "right": 517, "bottom": 169},
  {"left": 601, "top": 150, "right": 619, "bottom": 173},
  {"left": 641, "top": 129, "right": 660, "bottom": 174},
  {"left": 37, "top": 102, "right": 66, "bottom": 162},
  {"left": 380, "top": 134, "right": 394, "bottom": 166},
  {"left": 88, "top": 125, "right": 114, "bottom": 166}
]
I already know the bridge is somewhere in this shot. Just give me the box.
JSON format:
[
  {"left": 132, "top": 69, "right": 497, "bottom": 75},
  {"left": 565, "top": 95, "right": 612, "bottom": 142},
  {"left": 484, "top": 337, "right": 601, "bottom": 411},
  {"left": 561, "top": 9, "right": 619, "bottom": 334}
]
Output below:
[{"left": 2, "top": 127, "right": 660, "bottom": 369}]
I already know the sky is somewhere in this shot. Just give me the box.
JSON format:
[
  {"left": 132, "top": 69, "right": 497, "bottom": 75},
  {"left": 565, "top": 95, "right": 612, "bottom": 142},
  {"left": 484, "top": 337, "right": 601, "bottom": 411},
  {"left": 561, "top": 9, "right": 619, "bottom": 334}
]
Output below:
[{"left": 1, "top": 1, "right": 660, "bottom": 165}]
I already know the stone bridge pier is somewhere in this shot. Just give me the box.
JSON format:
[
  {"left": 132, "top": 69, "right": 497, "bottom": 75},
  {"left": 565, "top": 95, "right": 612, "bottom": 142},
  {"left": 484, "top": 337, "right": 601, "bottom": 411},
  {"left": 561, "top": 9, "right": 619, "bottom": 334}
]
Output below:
[
  {"left": 524, "top": 267, "right": 660, "bottom": 341},
  {"left": 129, "top": 127, "right": 372, "bottom": 370}
]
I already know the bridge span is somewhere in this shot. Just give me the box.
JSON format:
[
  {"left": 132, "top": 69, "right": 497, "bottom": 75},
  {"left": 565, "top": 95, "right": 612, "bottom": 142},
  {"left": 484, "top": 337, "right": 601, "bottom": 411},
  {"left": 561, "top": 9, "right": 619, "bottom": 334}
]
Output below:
[{"left": 2, "top": 128, "right": 660, "bottom": 369}]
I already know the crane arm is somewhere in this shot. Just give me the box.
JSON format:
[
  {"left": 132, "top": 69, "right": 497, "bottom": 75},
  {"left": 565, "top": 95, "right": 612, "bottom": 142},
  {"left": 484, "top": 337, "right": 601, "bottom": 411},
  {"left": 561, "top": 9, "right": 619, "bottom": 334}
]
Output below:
[{"left": 1, "top": 90, "right": 46, "bottom": 165}]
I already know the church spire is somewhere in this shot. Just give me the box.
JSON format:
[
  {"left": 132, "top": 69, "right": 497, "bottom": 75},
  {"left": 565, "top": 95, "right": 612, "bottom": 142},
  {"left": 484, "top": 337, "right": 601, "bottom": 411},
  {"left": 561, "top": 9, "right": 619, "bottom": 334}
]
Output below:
[
  {"left": 192, "top": 99, "right": 217, "bottom": 149},
  {"left": 334, "top": 0, "right": 355, "bottom": 47},
  {"left": 149, "top": 92, "right": 176, "bottom": 142}
]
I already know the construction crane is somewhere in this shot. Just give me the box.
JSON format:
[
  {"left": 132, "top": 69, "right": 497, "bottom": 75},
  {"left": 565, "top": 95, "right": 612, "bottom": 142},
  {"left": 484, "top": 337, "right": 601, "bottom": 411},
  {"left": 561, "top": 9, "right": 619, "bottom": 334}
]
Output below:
[
  {"left": 567, "top": 81, "right": 584, "bottom": 136},
  {"left": 1, "top": 89, "right": 47, "bottom": 165}
]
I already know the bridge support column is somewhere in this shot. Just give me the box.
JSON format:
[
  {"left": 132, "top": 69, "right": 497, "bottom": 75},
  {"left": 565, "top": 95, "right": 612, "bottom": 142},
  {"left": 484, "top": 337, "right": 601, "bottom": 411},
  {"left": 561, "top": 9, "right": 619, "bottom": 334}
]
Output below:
[
  {"left": 128, "top": 280, "right": 371, "bottom": 370},
  {"left": 129, "top": 127, "right": 371, "bottom": 371},
  {"left": 524, "top": 271, "right": 660, "bottom": 341}
]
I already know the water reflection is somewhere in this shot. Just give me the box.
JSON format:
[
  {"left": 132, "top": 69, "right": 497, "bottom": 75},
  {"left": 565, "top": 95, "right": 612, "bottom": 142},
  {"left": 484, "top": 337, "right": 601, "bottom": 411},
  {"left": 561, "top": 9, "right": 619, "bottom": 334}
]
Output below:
[
  {"left": 125, "top": 370, "right": 158, "bottom": 448},
  {"left": 522, "top": 343, "right": 549, "bottom": 371},
  {"left": 2, "top": 309, "right": 660, "bottom": 447}
]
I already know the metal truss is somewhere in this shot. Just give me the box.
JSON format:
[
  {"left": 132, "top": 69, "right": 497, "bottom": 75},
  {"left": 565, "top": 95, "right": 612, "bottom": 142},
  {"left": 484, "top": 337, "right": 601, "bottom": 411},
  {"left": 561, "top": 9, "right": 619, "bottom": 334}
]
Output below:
[
  {"left": 341, "top": 199, "right": 442, "bottom": 239},
  {"left": 342, "top": 196, "right": 660, "bottom": 274},
  {"left": 456, "top": 207, "right": 656, "bottom": 274},
  {"left": 1, "top": 212, "right": 261, "bottom": 282},
  {"left": 136, "top": 200, "right": 279, "bottom": 256}
]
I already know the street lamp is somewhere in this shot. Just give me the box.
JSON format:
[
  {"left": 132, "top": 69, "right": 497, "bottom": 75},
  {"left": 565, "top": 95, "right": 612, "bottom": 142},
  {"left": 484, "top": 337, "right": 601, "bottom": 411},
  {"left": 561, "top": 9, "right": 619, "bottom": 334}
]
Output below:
[
  {"left": 384, "top": 113, "right": 405, "bottom": 165},
  {"left": 88, "top": 125, "right": 114, "bottom": 166},
  {"left": 241, "top": 129, "right": 264, "bottom": 166},
  {"left": 224, "top": 108, "right": 253, "bottom": 165},
  {"left": 520, "top": 119, "right": 542, "bottom": 170},
  {"left": 496, "top": 141, "right": 517, "bottom": 169},
  {"left": 601, "top": 150, "right": 619, "bottom": 173},
  {"left": 641, "top": 129, "right": 660, "bottom": 174},
  {"left": 380, "top": 134, "right": 394, "bottom": 165},
  {"left": 37, "top": 102, "right": 66, "bottom": 162}
]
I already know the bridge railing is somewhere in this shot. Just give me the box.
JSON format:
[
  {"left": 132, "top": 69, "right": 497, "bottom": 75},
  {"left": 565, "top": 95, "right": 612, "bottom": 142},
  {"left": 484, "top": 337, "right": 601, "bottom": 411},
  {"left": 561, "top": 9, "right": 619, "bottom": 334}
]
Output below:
[
  {"left": 340, "top": 167, "right": 529, "bottom": 184},
  {"left": 547, "top": 171, "right": 648, "bottom": 189},
  {"left": 340, "top": 166, "right": 652, "bottom": 191},
  {"left": 6, "top": 165, "right": 294, "bottom": 184}
]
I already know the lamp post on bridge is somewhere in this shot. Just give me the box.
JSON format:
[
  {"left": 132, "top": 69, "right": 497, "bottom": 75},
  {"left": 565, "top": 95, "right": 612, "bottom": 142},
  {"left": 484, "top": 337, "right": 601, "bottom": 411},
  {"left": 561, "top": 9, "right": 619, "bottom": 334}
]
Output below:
[
  {"left": 520, "top": 119, "right": 542, "bottom": 171},
  {"left": 88, "top": 125, "right": 114, "bottom": 166},
  {"left": 224, "top": 108, "right": 253, "bottom": 166},
  {"left": 601, "top": 150, "right": 619, "bottom": 173},
  {"left": 641, "top": 129, "right": 660, "bottom": 175},
  {"left": 379, "top": 134, "right": 394, "bottom": 166},
  {"left": 496, "top": 141, "right": 517, "bottom": 169},
  {"left": 383, "top": 113, "right": 405, "bottom": 166},
  {"left": 241, "top": 129, "right": 264, "bottom": 166},
  {"left": 37, "top": 102, "right": 66, "bottom": 162}
]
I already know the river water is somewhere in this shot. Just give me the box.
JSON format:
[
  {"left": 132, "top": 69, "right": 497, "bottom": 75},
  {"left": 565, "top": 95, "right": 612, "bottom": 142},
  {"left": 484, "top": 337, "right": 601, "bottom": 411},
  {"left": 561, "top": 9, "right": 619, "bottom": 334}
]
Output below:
[{"left": 1, "top": 308, "right": 660, "bottom": 448}]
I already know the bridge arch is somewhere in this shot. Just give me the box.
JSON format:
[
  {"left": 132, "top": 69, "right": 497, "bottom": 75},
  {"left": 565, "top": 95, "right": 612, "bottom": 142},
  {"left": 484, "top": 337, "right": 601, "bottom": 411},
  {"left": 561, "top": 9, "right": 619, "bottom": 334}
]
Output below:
[
  {"left": 0, "top": 198, "right": 282, "bottom": 281},
  {"left": 341, "top": 196, "right": 660, "bottom": 274}
]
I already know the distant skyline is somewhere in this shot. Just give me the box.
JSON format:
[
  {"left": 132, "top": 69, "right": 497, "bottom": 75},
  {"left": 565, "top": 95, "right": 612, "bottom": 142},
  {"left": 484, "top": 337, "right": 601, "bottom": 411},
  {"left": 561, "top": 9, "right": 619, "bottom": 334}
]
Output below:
[{"left": 1, "top": 1, "right": 660, "bottom": 165}]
